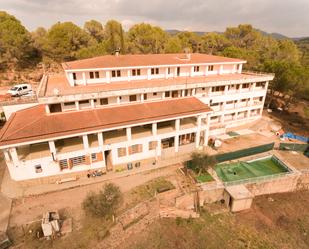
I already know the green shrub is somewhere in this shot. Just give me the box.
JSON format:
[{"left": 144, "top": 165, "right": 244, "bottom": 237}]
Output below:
[{"left": 82, "top": 183, "right": 123, "bottom": 217}]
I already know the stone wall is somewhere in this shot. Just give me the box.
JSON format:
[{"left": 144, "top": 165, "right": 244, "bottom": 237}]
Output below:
[{"left": 246, "top": 173, "right": 300, "bottom": 196}]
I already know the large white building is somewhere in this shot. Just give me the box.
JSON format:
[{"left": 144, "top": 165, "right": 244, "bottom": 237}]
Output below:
[{"left": 0, "top": 53, "right": 274, "bottom": 182}]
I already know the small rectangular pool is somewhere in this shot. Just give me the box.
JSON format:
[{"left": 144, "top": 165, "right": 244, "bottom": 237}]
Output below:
[{"left": 215, "top": 155, "right": 291, "bottom": 183}]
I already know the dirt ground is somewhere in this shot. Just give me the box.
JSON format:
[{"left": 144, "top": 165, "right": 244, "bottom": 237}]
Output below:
[
  {"left": 120, "top": 190, "right": 309, "bottom": 249},
  {"left": 8, "top": 165, "right": 178, "bottom": 227},
  {"left": 267, "top": 100, "right": 309, "bottom": 137}
]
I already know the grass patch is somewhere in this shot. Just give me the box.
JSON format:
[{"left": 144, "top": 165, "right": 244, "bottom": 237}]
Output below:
[
  {"left": 196, "top": 172, "right": 214, "bottom": 183},
  {"left": 304, "top": 106, "right": 309, "bottom": 118},
  {"left": 123, "top": 177, "right": 175, "bottom": 210}
]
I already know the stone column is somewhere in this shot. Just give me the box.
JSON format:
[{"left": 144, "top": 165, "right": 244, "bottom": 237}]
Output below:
[
  {"left": 75, "top": 101, "right": 80, "bottom": 111},
  {"left": 9, "top": 147, "right": 19, "bottom": 166},
  {"left": 219, "top": 65, "right": 224, "bottom": 75},
  {"left": 127, "top": 69, "right": 131, "bottom": 82},
  {"left": 152, "top": 123, "right": 157, "bottom": 136},
  {"left": 126, "top": 127, "right": 132, "bottom": 141},
  {"left": 45, "top": 105, "right": 50, "bottom": 114},
  {"left": 98, "top": 132, "right": 104, "bottom": 148},
  {"left": 205, "top": 65, "right": 209, "bottom": 76},
  {"left": 82, "top": 72, "right": 87, "bottom": 85},
  {"left": 147, "top": 68, "right": 151, "bottom": 80},
  {"left": 82, "top": 135, "right": 89, "bottom": 150},
  {"left": 238, "top": 64, "right": 243, "bottom": 73},
  {"left": 3, "top": 150, "right": 10, "bottom": 162},
  {"left": 204, "top": 115, "right": 210, "bottom": 146},
  {"left": 106, "top": 71, "right": 111, "bottom": 83},
  {"left": 196, "top": 116, "right": 202, "bottom": 148},
  {"left": 90, "top": 99, "right": 95, "bottom": 108},
  {"left": 165, "top": 68, "right": 169, "bottom": 79}
]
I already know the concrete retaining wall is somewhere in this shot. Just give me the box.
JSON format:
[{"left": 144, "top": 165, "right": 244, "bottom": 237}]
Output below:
[
  {"left": 199, "top": 186, "right": 225, "bottom": 205},
  {"left": 297, "top": 171, "right": 309, "bottom": 190},
  {"left": 245, "top": 173, "right": 300, "bottom": 196}
]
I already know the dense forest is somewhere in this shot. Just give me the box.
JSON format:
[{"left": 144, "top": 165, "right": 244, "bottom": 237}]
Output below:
[{"left": 0, "top": 10, "right": 308, "bottom": 100}]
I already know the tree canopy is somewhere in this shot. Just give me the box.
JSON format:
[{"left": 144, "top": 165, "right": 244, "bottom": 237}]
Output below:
[{"left": 0, "top": 11, "right": 308, "bottom": 102}]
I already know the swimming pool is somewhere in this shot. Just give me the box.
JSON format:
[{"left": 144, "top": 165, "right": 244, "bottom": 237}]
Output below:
[{"left": 215, "top": 155, "right": 291, "bottom": 184}]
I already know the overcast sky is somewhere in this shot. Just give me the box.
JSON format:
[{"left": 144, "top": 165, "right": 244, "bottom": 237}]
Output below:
[{"left": 1, "top": 0, "right": 309, "bottom": 37}]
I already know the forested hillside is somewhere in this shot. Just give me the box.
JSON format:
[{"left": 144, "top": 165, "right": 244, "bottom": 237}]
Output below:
[{"left": 0, "top": 11, "right": 308, "bottom": 100}]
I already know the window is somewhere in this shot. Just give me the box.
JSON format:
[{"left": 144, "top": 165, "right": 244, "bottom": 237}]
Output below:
[
  {"left": 49, "top": 104, "right": 62, "bottom": 113},
  {"left": 242, "top": 83, "right": 250, "bottom": 88},
  {"left": 212, "top": 86, "right": 225, "bottom": 92},
  {"left": 35, "top": 165, "right": 42, "bottom": 173},
  {"left": 70, "top": 155, "right": 86, "bottom": 167},
  {"left": 149, "top": 141, "right": 157, "bottom": 150},
  {"left": 59, "top": 159, "right": 68, "bottom": 170},
  {"left": 79, "top": 100, "right": 89, "bottom": 105},
  {"left": 167, "top": 67, "right": 171, "bottom": 74},
  {"left": 132, "top": 69, "right": 141, "bottom": 76},
  {"left": 165, "top": 91, "right": 170, "bottom": 97},
  {"left": 72, "top": 73, "right": 77, "bottom": 80},
  {"left": 64, "top": 101, "right": 75, "bottom": 106},
  {"left": 256, "top": 82, "right": 266, "bottom": 88},
  {"left": 161, "top": 137, "right": 174, "bottom": 149},
  {"left": 129, "top": 95, "right": 137, "bottom": 102},
  {"left": 194, "top": 66, "right": 200, "bottom": 72},
  {"left": 129, "top": 144, "right": 142, "bottom": 155},
  {"left": 91, "top": 153, "right": 97, "bottom": 161},
  {"left": 179, "top": 133, "right": 196, "bottom": 146},
  {"left": 118, "top": 147, "right": 126, "bottom": 157},
  {"left": 241, "top": 98, "right": 247, "bottom": 102},
  {"left": 143, "top": 94, "right": 147, "bottom": 100},
  {"left": 95, "top": 71, "right": 100, "bottom": 78},
  {"left": 202, "top": 87, "right": 205, "bottom": 91},
  {"left": 153, "top": 92, "right": 157, "bottom": 96},
  {"left": 112, "top": 70, "right": 121, "bottom": 77},
  {"left": 210, "top": 102, "right": 220, "bottom": 107},
  {"left": 208, "top": 65, "right": 214, "bottom": 71},
  {"left": 89, "top": 72, "right": 94, "bottom": 79},
  {"left": 100, "top": 98, "right": 108, "bottom": 105},
  {"left": 151, "top": 68, "right": 159, "bottom": 75},
  {"left": 177, "top": 67, "right": 180, "bottom": 76},
  {"left": 63, "top": 102, "right": 76, "bottom": 110}
]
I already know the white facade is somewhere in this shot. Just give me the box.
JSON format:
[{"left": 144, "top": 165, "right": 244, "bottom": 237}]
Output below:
[{"left": 1, "top": 54, "right": 274, "bottom": 182}]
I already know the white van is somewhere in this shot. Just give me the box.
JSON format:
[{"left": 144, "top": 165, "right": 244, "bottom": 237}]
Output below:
[{"left": 7, "top": 84, "right": 32, "bottom": 97}]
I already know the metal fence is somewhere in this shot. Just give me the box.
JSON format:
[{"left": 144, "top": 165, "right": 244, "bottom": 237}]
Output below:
[
  {"left": 215, "top": 142, "right": 275, "bottom": 163},
  {"left": 279, "top": 143, "right": 308, "bottom": 152},
  {"left": 223, "top": 171, "right": 290, "bottom": 187}
]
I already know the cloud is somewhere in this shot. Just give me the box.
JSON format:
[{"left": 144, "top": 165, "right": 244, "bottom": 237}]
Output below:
[{"left": 1, "top": 0, "right": 309, "bottom": 37}]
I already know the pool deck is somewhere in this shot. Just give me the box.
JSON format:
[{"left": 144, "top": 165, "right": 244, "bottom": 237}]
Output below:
[{"left": 273, "top": 150, "right": 309, "bottom": 172}]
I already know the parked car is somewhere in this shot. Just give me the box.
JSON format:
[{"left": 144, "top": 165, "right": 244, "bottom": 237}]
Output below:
[{"left": 7, "top": 84, "right": 32, "bottom": 97}]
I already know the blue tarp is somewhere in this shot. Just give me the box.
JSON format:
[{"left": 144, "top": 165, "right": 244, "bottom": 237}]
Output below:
[{"left": 282, "top": 132, "right": 309, "bottom": 143}]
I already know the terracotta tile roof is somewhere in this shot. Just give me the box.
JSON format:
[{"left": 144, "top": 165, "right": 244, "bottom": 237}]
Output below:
[
  {"left": 0, "top": 97, "right": 212, "bottom": 147},
  {"left": 44, "top": 72, "right": 272, "bottom": 97},
  {"left": 62, "top": 53, "right": 245, "bottom": 70}
]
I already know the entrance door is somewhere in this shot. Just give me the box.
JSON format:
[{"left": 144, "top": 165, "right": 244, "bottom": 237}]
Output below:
[{"left": 104, "top": 150, "right": 113, "bottom": 171}]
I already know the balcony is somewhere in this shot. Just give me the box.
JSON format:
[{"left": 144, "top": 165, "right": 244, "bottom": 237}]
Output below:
[
  {"left": 157, "top": 120, "right": 176, "bottom": 135},
  {"left": 180, "top": 117, "right": 197, "bottom": 130},
  {"left": 132, "top": 125, "right": 152, "bottom": 139},
  {"left": 18, "top": 143, "right": 51, "bottom": 161},
  {"left": 104, "top": 129, "right": 127, "bottom": 145},
  {"left": 56, "top": 137, "right": 84, "bottom": 154}
]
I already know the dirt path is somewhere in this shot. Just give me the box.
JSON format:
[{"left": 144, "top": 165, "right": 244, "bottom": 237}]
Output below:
[{"left": 9, "top": 165, "right": 178, "bottom": 227}]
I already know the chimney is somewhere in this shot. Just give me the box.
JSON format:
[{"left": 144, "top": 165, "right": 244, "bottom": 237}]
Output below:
[{"left": 115, "top": 48, "right": 120, "bottom": 57}]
